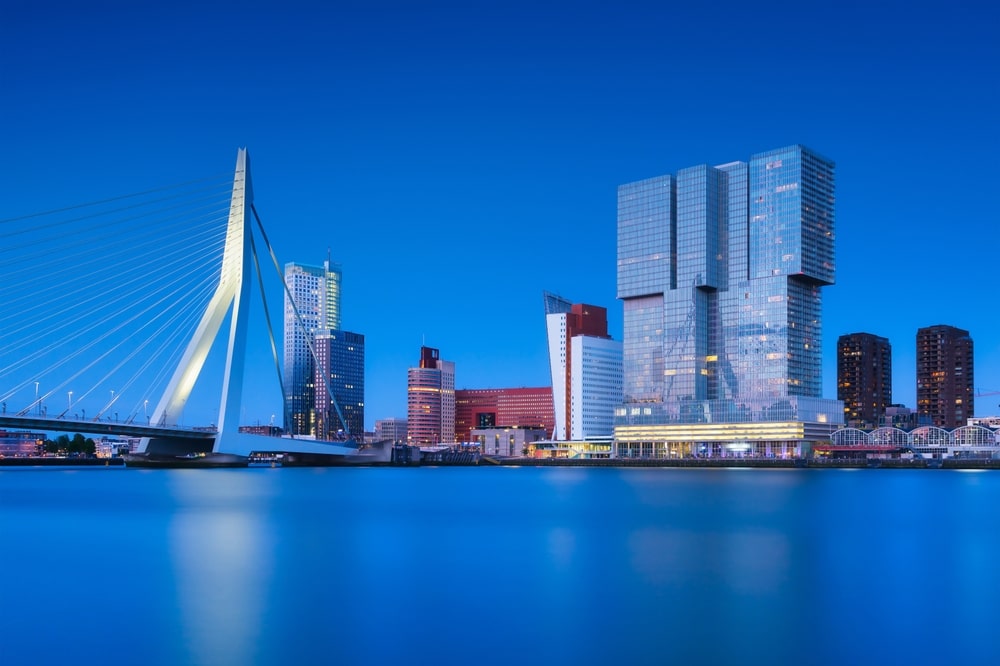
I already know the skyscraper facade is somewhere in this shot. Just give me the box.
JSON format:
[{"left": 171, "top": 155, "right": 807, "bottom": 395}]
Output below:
[
  {"left": 615, "top": 145, "right": 842, "bottom": 457},
  {"left": 314, "top": 330, "right": 365, "bottom": 440},
  {"left": 407, "top": 346, "right": 455, "bottom": 444},
  {"left": 837, "top": 332, "right": 892, "bottom": 428},
  {"left": 283, "top": 260, "right": 342, "bottom": 435},
  {"left": 571, "top": 335, "right": 624, "bottom": 439},
  {"left": 454, "top": 387, "right": 555, "bottom": 442},
  {"left": 917, "top": 324, "right": 974, "bottom": 428},
  {"left": 544, "top": 295, "right": 623, "bottom": 440}
]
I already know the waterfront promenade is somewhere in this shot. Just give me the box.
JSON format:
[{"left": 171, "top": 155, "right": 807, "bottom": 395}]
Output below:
[{"left": 4, "top": 455, "right": 1000, "bottom": 469}]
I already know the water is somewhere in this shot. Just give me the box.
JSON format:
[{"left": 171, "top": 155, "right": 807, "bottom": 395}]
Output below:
[{"left": 2, "top": 466, "right": 999, "bottom": 666}]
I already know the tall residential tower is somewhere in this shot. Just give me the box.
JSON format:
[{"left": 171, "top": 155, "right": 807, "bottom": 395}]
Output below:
[
  {"left": 837, "top": 332, "right": 892, "bottom": 428},
  {"left": 917, "top": 324, "right": 974, "bottom": 428},
  {"left": 615, "top": 145, "right": 842, "bottom": 457}
]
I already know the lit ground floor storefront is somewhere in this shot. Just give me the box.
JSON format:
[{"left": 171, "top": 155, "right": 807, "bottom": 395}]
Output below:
[
  {"left": 527, "top": 439, "right": 613, "bottom": 459},
  {"left": 614, "top": 421, "right": 837, "bottom": 459}
]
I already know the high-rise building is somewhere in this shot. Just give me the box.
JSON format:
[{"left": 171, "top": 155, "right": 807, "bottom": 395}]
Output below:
[
  {"left": 283, "top": 259, "right": 342, "bottom": 435},
  {"left": 375, "top": 417, "right": 408, "bottom": 444},
  {"left": 837, "top": 332, "right": 892, "bottom": 428},
  {"left": 917, "top": 325, "right": 974, "bottom": 428},
  {"left": 314, "top": 330, "right": 364, "bottom": 440},
  {"left": 544, "top": 294, "right": 623, "bottom": 440},
  {"left": 454, "top": 387, "right": 555, "bottom": 442},
  {"left": 615, "top": 145, "right": 843, "bottom": 457},
  {"left": 407, "top": 346, "right": 455, "bottom": 444}
]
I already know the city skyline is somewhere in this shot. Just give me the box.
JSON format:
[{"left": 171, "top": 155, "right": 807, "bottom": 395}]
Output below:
[{"left": 2, "top": 2, "right": 998, "bottom": 429}]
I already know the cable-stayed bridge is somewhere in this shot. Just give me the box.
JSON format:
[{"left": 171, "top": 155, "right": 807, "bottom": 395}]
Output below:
[{"left": 0, "top": 149, "right": 362, "bottom": 464}]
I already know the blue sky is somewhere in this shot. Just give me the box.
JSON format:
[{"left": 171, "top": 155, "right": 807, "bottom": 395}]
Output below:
[{"left": 3, "top": 1, "right": 999, "bottom": 428}]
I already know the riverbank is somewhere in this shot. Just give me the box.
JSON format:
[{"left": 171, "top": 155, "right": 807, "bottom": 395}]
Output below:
[
  {"left": 4, "top": 456, "right": 999, "bottom": 470},
  {"left": 0, "top": 457, "right": 125, "bottom": 467},
  {"left": 496, "top": 457, "right": 1000, "bottom": 469}
]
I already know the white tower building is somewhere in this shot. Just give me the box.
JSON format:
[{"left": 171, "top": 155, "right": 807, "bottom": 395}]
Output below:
[{"left": 544, "top": 294, "right": 622, "bottom": 441}]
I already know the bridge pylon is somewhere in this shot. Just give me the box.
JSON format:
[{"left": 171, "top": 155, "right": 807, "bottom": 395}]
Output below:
[{"left": 139, "top": 149, "right": 253, "bottom": 457}]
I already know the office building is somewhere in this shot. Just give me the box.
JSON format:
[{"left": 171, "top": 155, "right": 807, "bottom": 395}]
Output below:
[
  {"left": 407, "top": 346, "right": 455, "bottom": 444},
  {"left": 314, "top": 330, "right": 365, "bottom": 440},
  {"left": 375, "top": 417, "right": 408, "bottom": 443},
  {"left": 837, "top": 332, "right": 892, "bottom": 428},
  {"left": 544, "top": 294, "right": 623, "bottom": 440},
  {"left": 615, "top": 145, "right": 843, "bottom": 457},
  {"left": 283, "top": 259, "right": 342, "bottom": 435},
  {"left": 917, "top": 324, "right": 974, "bottom": 428},
  {"left": 471, "top": 427, "right": 548, "bottom": 457},
  {"left": 454, "top": 387, "right": 555, "bottom": 442}
]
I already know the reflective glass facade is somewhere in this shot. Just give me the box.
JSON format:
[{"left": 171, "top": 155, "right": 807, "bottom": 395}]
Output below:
[
  {"left": 314, "top": 330, "right": 365, "bottom": 440},
  {"left": 283, "top": 260, "right": 343, "bottom": 435},
  {"left": 616, "top": 146, "right": 841, "bottom": 455}
]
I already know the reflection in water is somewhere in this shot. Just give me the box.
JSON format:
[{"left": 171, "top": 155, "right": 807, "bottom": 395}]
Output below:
[
  {"left": 628, "top": 527, "right": 788, "bottom": 594},
  {"left": 166, "top": 472, "right": 275, "bottom": 666},
  {"left": 629, "top": 527, "right": 697, "bottom": 586},
  {"left": 547, "top": 527, "right": 576, "bottom": 567},
  {"left": 4, "top": 467, "right": 1000, "bottom": 665}
]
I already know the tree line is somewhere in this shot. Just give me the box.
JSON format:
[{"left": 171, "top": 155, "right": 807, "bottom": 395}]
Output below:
[{"left": 43, "top": 433, "right": 96, "bottom": 456}]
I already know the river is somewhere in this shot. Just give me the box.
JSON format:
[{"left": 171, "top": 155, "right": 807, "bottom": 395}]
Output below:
[{"left": 1, "top": 466, "right": 998, "bottom": 665}]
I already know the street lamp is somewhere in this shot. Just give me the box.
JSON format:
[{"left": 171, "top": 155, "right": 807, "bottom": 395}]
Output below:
[
  {"left": 68, "top": 391, "right": 73, "bottom": 413},
  {"left": 34, "top": 381, "right": 40, "bottom": 416},
  {"left": 144, "top": 399, "right": 149, "bottom": 425}
]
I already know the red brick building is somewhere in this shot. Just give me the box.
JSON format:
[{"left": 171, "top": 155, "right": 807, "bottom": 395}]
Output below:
[{"left": 454, "top": 387, "right": 554, "bottom": 443}]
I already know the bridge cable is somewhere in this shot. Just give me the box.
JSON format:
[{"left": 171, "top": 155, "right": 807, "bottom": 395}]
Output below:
[
  {"left": 1, "top": 179, "right": 231, "bottom": 417},
  {"left": 251, "top": 204, "right": 351, "bottom": 439},
  {"left": 0, "top": 222, "right": 227, "bottom": 350},
  {"left": 0, "top": 233, "right": 226, "bottom": 374},
  {"left": 249, "top": 231, "right": 287, "bottom": 407},
  {"left": 0, "top": 174, "right": 230, "bottom": 225}
]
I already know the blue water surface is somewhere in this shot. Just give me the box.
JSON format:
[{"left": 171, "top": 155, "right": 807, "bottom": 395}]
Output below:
[{"left": 1, "top": 466, "right": 998, "bottom": 665}]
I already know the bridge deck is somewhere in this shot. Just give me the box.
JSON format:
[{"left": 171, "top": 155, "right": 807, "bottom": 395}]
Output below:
[{"left": 0, "top": 415, "right": 216, "bottom": 440}]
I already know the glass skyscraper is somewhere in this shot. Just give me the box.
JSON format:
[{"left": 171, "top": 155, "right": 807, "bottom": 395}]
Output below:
[
  {"left": 283, "top": 259, "right": 342, "bottom": 436},
  {"left": 615, "top": 145, "right": 843, "bottom": 458},
  {"left": 314, "top": 330, "right": 365, "bottom": 440}
]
